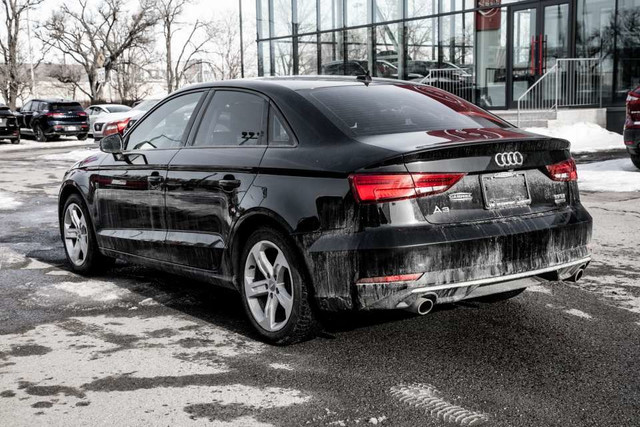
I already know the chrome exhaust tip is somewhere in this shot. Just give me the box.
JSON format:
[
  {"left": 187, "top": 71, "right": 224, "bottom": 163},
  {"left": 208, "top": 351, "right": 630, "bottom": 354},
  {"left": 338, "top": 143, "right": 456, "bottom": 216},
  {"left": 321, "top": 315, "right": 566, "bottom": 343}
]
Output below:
[
  {"left": 567, "top": 264, "right": 587, "bottom": 283},
  {"left": 405, "top": 294, "right": 436, "bottom": 315}
]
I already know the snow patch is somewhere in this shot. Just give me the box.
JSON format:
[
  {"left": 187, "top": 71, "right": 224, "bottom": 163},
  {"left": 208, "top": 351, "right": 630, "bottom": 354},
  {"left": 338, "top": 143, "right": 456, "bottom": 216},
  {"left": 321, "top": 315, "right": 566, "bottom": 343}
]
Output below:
[
  {"left": 51, "top": 280, "right": 129, "bottom": 302},
  {"left": 527, "top": 285, "right": 552, "bottom": 295},
  {"left": 46, "top": 270, "right": 75, "bottom": 276},
  {"left": 577, "top": 158, "right": 640, "bottom": 192},
  {"left": 0, "top": 246, "right": 26, "bottom": 268},
  {"left": 525, "top": 122, "right": 623, "bottom": 153},
  {"left": 269, "top": 363, "right": 294, "bottom": 371},
  {"left": 0, "top": 191, "right": 21, "bottom": 210},
  {"left": 40, "top": 148, "right": 100, "bottom": 162},
  {"left": 564, "top": 308, "right": 593, "bottom": 320},
  {"left": 22, "top": 258, "right": 51, "bottom": 270}
]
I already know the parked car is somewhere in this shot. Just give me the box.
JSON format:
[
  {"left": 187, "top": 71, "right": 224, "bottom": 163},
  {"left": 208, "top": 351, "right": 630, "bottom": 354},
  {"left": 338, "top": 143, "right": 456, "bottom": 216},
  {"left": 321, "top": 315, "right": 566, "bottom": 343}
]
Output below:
[
  {"left": 17, "top": 99, "right": 89, "bottom": 142},
  {"left": 93, "top": 99, "right": 159, "bottom": 141},
  {"left": 321, "top": 59, "right": 421, "bottom": 79},
  {"left": 624, "top": 85, "right": 640, "bottom": 169},
  {"left": 86, "top": 104, "right": 131, "bottom": 137},
  {"left": 0, "top": 104, "right": 20, "bottom": 144},
  {"left": 58, "top": 77, "right": 592, "bottom": 344}
]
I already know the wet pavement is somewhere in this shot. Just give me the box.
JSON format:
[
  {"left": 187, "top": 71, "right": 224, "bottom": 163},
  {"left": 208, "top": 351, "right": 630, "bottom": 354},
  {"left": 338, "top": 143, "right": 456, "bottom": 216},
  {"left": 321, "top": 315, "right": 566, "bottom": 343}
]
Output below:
[{"left": 1, "top": 141, "right": 639, "bottom": 426}]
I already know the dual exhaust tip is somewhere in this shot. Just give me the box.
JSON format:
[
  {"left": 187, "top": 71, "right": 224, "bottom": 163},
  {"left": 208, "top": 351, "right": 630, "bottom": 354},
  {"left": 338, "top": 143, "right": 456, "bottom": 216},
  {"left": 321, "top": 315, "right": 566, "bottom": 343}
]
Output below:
[{"left": 405, "top": 294, "right": 436, "bottom": 316}]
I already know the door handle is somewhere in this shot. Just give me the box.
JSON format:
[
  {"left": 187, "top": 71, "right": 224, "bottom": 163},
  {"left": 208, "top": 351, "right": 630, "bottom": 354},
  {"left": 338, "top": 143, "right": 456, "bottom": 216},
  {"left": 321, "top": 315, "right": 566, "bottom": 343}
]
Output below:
[{"left": 219, "top": 178, "right": 241, "bottom": 190}]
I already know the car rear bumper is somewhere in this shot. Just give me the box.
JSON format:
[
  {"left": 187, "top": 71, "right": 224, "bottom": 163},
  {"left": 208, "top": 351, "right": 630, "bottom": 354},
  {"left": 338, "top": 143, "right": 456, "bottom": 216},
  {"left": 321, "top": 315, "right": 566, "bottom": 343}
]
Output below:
[
  {"left": 45, "top": 121, "right": 89, "bottom": 136},
  {"left": 304, "top": 204, "right": 592, "bottom": 311},
  {"left": 0, "top": 127, "right": 19, "bottom": 139}
]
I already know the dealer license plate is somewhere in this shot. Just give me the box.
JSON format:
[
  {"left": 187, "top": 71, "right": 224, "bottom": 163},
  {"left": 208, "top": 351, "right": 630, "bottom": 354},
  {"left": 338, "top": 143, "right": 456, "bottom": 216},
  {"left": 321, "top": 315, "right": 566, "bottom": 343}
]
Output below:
[
  {"left": 481, "top": 171, "right": 531, "bottom": 209},
  {"left": 66, "top": 126, "right": 79, "bottom": 131}
]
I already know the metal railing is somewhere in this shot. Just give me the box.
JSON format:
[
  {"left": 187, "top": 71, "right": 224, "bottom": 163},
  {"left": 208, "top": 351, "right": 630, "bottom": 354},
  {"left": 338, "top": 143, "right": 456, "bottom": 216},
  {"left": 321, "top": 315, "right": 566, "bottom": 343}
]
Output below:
[
  {"left": 517, "top": 58, "right": 603, "bottom": 126},
  {"left": 420, "top": 68, "right": 475, "bottom": 103}
]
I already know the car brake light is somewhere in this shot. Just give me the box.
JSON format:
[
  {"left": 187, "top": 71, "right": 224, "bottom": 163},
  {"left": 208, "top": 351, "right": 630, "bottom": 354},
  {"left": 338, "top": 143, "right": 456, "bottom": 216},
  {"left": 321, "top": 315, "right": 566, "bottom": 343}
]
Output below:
[
  {"left": 349, "top": 173, "right": 465, "bottom": 203},
  {"left": 357, "top": 273, "right": 423, "bottom": 284},
  {"left": 103, "top": 117, "right": 131, "bottom": 136},
  {"left": 546, "top": 158, "right": 578, "bottom": 182},
  {"left": 77, "top": 111, "right": 87, "bottom": 116},
  {"left": 46, "top": 112, "right": 65, "bottom": 118}
]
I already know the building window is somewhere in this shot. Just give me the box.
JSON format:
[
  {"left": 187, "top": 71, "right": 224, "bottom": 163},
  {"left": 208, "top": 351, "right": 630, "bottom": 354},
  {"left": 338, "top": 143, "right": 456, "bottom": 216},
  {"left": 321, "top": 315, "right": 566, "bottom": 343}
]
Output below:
[
  {"left": 273, "top": 39, "right": 294, "bottom": 75},
  {"left": 375, "top": 0, "right": 402, "bottom": 23},
  {"left": 346, "top": 0, "right": 371, "bottom": 27},
  {"left": 320, "top": 31, "right": 344, "bottom": 74},
  {"left": 476, "top": 5, "right": 507, "bottom": 108},
  {"left": 273, "top": 0, "right": 293, "bottom": 37},
  {"left": 346, "top": 27, "right": 371, "bottom": 74},
  {"left": 375, "top": 23, "right": 402, "bottom": 78},
  {"left": 298, "top": 35, "right": 319, "bottom": 74},
  {"left": 320, "top": 0, "right": 343, "bottom": 30},
  {"left": 297, "top": 0, "right": 318, "bottom": 34}
]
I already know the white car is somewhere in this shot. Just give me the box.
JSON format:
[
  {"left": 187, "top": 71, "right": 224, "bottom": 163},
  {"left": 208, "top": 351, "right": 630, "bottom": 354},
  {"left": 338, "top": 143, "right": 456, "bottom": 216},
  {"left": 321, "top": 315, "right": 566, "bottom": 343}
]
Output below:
[
  {"left": 92, "top": 99, "right": 159, "bottom": 141},
  {"left": 86, "top": 104, "right": 131, "bottom": 139}
]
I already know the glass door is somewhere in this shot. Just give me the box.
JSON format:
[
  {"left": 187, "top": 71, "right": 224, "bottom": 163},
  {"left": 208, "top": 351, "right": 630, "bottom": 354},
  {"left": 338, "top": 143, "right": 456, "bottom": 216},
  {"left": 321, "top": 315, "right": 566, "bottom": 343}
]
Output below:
[{"left": 508, "top": 0, "right": 571, "bottom": 108}]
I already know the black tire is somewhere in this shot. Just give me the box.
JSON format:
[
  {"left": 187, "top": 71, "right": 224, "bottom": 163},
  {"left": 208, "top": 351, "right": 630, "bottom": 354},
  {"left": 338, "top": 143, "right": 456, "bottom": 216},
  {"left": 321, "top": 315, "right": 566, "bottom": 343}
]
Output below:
[
  {"left": 631, "top": 155, "right": 640, "bottom": 170},
  {"left": 10, "top": 136, "right": 19, "bottom": 144},
  {"left": 77, "top": 133, "right": 88, "bottom": 141},
  {"left": 239, "top": 227, "right": 319, "bottom": 345},
  {"left": 474, "top": 288, "right": 526, "bottom": 303},
  {"left": 60, "top": 194, "right": 114, "bottom": 274},
  {"left": 34, "top": 125, "right": 47, "bottom": 142}
]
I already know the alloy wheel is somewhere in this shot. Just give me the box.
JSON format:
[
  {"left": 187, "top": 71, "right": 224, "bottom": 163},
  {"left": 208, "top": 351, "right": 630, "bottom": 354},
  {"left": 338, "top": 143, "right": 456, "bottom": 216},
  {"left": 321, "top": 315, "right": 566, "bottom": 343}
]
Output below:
[
  {"left": 63, "top": 203, "right": 89, "bottom": 266},
  {"left": 244, "top": 240, "right": 294, "bottom": 332}
]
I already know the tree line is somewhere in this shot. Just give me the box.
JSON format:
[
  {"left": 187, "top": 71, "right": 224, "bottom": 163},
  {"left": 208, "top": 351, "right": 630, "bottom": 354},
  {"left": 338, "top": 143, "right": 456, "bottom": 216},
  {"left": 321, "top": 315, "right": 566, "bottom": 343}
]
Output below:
[{"left": 0, "top": 0, "right": 246, "bottom": 109}]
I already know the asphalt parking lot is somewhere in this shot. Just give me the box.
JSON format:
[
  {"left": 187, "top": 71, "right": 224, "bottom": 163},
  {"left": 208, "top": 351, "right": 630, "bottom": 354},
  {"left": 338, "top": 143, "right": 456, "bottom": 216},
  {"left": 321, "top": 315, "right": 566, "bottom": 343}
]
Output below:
[{"left": 1, "top": 140, "right": 639, "bottom": 426}]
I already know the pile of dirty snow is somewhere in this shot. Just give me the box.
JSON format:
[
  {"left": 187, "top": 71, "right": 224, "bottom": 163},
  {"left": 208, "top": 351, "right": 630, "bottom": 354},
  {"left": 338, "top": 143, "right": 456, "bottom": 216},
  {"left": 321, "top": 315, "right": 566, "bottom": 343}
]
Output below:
[
  {"left": 578, "top": 158, "right": 640, "bottom": 192},
  {"left": 0, "top": 191, "right": 21, "bottom": 210},
  {"left": 525, "top": 122, "right": 623, "bottom": 153}
]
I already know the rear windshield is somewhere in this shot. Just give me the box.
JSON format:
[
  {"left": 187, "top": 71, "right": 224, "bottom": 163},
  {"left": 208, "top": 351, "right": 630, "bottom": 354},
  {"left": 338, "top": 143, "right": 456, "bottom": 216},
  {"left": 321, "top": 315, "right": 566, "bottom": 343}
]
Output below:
[
  {"left": 106, "top": 105, "right": 131, "bottom": 113},
  {"left": 299, "top": 84, "right": 509, "bottom": 136},
  {"left": 50, "top": 103, "right": 83, "bottom": 112}
]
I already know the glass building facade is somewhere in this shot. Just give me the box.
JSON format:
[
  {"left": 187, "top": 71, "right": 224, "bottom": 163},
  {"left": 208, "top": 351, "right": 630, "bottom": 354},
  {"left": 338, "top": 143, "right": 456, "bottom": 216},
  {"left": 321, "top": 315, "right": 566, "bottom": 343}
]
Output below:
[{"left": 255, "top": 0, "right": 640, "bottom": 109}]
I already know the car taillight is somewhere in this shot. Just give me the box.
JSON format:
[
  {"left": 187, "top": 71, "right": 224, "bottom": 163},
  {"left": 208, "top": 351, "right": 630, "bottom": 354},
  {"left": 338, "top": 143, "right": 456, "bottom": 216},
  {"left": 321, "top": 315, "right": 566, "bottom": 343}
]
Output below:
[
  {"left": 103, "top": 117, "right": 131, "bottom": 136},
  {"left": 46, "top": 112, "right": 65, "bottom": 118},
  {"left": 349, "top": 173, "right": 465, "bottom": 203},
  {"left": 357, "top": 273, "right": 423, "bottom": 284},
  {"left": 77, "top": 111, "right": 87, "bottom": 116},
  {"left": 546, "top": 158, "right": 578, "bottom": 182}
]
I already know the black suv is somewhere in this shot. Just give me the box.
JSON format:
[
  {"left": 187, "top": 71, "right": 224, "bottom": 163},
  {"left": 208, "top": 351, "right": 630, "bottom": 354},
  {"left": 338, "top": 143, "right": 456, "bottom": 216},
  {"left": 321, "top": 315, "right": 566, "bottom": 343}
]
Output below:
[{"left": 18, "top": 99, "right": 89, "bottom": 142}]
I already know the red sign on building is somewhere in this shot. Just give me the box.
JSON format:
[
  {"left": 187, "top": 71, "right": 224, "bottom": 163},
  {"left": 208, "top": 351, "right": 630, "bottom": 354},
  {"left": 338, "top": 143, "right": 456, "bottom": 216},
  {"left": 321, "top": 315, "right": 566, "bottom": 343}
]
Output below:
[{"left": 476, "top": 0, "right": 502, "bottom": 31}]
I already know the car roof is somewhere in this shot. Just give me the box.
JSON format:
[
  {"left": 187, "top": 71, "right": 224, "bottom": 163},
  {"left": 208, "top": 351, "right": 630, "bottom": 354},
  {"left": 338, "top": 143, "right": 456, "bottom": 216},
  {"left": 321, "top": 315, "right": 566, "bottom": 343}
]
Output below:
[
  {"left": 90, "top": 104, "right": 129, "bottom": 108},
  {"left": 175, "top": 75, "right": 415, "bottom": 95},
  {"left": 28, "top": 98, "right": 79, "bottom": 103}
]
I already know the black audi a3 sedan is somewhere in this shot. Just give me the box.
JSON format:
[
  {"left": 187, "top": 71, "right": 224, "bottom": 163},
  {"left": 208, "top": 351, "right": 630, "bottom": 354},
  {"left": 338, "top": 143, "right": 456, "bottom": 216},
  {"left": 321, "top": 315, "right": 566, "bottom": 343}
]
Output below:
[{"left": 58, "top": 77, "right": 592, "bottom": 344}]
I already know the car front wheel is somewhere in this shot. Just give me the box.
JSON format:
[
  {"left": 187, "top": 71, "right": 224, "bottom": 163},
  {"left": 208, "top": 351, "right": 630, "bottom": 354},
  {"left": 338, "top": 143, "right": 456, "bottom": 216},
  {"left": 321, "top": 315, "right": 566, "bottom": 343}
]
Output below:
[
  {"left": 61, "top": 194, "right": 113, "bottom": 274},
  {"left": 240, "top": 228, "right": 318, "bottom": 345}
]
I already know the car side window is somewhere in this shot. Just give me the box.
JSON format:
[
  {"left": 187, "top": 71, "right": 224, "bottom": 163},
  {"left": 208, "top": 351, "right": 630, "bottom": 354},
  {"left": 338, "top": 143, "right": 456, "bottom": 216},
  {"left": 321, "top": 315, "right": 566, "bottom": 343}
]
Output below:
[
  {"left": 192, "top": 91, "right": 266, "bottom": 147},
  {"left": 126, "top": 92, "right": 202, "bottom": 151},
  {"left": 22, "top": 101, "right": 32, "bottom": 112},
  {"left": 268, "top": 106, "right": 294, "bottom": 146}
]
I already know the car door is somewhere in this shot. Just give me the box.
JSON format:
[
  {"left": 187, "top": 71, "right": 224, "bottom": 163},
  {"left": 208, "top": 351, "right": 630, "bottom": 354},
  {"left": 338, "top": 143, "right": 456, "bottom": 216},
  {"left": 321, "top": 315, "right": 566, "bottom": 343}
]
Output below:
[
  {"left": 164, "top": 89, "right": 268, "bottom": 274},
  {"left": 91, "top": 90, "right": 205, "bottom": 261},
  {"left": 19, "top": 101, "right": 33, "bottom": 130}
]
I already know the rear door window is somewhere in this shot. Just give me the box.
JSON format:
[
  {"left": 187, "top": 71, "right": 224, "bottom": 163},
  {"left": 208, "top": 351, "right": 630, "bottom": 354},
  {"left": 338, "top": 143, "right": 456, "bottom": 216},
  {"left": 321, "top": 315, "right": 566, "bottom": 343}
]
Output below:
[{"left": 192, "top": 91, "right": 266, "bottom": 147}]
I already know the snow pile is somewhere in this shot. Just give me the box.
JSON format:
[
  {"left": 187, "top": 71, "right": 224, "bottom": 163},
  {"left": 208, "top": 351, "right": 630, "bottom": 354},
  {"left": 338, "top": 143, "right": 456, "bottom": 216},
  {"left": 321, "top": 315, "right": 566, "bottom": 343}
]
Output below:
[
  {"left": 578, "top": 158, "right": 640, "bottom": 192},
  {"left": 40, "top": 148, "right": 100, "bottom": 162},
  {"left": 525, "top": 122, "right": 623, "bottom": 153},
  {"left": 0, "top": 191, "right": 21, "bottom": 210}
]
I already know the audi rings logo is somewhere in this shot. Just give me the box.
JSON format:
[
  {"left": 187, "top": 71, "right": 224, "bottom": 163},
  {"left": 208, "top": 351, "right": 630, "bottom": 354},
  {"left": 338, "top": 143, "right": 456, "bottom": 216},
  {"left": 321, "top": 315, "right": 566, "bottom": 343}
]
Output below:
[{"left": 494, "top": 151, "right": 524, "bottom": 168}]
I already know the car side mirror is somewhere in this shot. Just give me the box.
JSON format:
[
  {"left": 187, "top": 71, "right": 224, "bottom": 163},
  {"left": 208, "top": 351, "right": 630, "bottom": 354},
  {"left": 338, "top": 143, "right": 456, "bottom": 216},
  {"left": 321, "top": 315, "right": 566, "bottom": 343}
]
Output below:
[{"left": 100, "top": 133, "right": 123, "bottom": 154}]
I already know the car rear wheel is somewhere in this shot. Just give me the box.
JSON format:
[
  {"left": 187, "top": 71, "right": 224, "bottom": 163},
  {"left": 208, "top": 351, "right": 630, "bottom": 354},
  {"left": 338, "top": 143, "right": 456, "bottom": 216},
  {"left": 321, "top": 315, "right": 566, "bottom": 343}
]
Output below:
[
  {"left": 34, "top": 126, "right": 47, "bottom": 142},
  {"left": 61, "top": 194, "right": 114, "bottom": 274},
  {"left": 630, "top": 154, "right": 640, "bottom": 170},
  {"left": 77, "top": 133, "right": 88, "bottom": 141},
  {"left": 10, "top": 136, "right": 19, "bottom": 144},
  {"left": 240, "top": 228, "right": 318, "bottom": 345}
]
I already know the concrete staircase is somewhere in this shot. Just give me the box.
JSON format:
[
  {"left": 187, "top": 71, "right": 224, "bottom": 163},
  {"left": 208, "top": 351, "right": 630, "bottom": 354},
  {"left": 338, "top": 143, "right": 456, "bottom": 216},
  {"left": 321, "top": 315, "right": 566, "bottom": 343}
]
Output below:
[{"left": 490, "top": 109, "right": 557, "bottom": 128}]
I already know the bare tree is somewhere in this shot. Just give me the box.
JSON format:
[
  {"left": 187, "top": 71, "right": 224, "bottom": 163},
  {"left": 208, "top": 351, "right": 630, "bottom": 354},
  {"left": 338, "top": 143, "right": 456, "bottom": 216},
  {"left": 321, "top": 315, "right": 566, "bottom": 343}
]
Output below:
[
  {"left": 205, "top": 11, "right": 244, "bottom": 81},
  {"left": 48, "top": 62, "right": 84, "bottom": 99},
  {"left": 112, "top": 45, "right": 156, "bottom": 103},
  {"left": 0, "top": 0, "right": 43, "bottom": 108},
  {"left": 39, "top": 0, "right": 157, "bottom": 102},
  {"left": 154, "top": 0, "right": 208, "bottom": 93}
]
